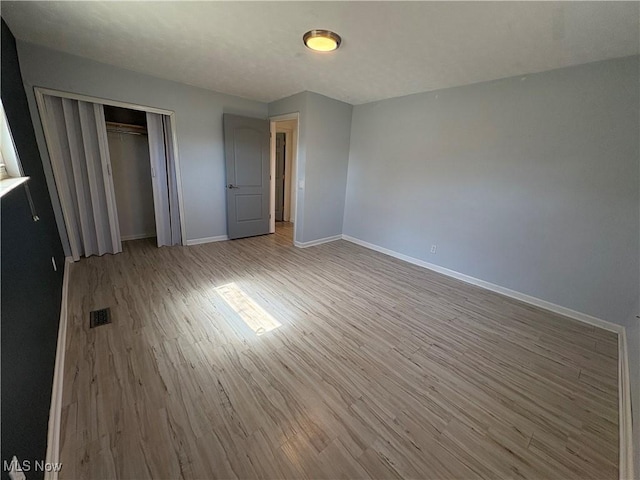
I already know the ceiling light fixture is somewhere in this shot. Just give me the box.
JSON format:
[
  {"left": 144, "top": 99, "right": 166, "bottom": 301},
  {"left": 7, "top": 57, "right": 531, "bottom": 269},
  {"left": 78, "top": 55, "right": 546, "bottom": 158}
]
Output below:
[{"left": 303, "top": 30, "right": 342, "bottom": 52}]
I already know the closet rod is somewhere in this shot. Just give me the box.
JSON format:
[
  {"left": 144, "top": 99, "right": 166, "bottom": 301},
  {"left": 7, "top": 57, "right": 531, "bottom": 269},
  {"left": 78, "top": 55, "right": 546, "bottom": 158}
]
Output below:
[{"left": 106, "top": 129, "right": 147, "bottom": 136}]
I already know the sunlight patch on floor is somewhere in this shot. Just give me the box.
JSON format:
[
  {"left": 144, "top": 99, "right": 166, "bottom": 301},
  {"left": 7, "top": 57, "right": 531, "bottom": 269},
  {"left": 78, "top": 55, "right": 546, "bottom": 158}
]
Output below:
[{"left": 215, "top": 282, "right": 282, "bottom": 335}]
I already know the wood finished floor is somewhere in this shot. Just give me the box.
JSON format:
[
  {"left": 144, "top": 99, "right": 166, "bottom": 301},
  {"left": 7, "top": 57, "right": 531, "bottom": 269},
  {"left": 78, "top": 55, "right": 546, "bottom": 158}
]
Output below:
[
  {"left": 275, "top": 221, "right": 294, "bottom": 244},
  {"left": 60, "top": 224, "right": 618, "bottom": 479}
]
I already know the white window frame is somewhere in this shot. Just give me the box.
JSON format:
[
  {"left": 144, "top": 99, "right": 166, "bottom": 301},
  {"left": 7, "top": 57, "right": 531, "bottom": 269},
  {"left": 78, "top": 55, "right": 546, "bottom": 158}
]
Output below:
[{"left": 0, "top": 99, "right": 30, "bottom": 197}]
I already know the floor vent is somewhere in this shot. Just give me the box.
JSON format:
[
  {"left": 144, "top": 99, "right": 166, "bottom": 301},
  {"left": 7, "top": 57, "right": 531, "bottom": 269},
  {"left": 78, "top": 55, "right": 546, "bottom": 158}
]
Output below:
[{"left": 89, "top": 308, "right": 112, "bottom": 328}]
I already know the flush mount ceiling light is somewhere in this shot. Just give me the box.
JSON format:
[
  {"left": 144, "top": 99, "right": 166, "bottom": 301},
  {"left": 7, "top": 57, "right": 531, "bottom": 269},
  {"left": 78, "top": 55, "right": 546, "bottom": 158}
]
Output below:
[{"left": 303, "top": 30, "right": 342, "bottom": 52}]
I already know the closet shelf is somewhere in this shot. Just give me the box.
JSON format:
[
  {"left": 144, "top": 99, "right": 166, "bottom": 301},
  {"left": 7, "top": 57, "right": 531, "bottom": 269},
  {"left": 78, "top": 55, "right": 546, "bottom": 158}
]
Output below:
[
  {"left": 0, "top": 176, "right": 29, "bottom": 198},
  {"left": 106, "top": 121, "right": 148, "bottom": 136}
]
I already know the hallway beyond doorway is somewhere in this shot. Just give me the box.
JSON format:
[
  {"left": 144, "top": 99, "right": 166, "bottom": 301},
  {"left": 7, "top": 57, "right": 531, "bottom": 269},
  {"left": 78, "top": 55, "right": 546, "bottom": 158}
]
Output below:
[{"left": 275, "top": 221, "right": 293, "bottom": 244}]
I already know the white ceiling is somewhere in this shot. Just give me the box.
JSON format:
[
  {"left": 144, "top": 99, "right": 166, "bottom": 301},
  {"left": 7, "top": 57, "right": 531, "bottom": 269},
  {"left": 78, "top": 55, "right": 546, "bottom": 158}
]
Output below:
[{"left": 3, "top": 2, "right": 639, "bottom": 105}]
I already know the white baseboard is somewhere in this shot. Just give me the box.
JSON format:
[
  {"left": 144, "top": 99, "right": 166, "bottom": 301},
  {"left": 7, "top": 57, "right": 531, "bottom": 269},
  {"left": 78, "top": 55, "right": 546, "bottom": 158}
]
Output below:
[
  {"left": 186, "top": 235, "right": 229, "bottom": 246},
  {"left": 294, "top": 234, "right": 342, "bottom": 249},
  {"left": 618, "top": 328, "right": 634, "bottom": 480},
  {"left": 341, "top": 235, "right": 622, "bottom": 333},
  {"left": 121, "top": 233, "right": 155, "bottom": 241},
  {"left": 341, "top": 233, "right": 633, "bottom": 480},
  {"left": 45, "top": 258, "right": 72, "bottom": 480}
]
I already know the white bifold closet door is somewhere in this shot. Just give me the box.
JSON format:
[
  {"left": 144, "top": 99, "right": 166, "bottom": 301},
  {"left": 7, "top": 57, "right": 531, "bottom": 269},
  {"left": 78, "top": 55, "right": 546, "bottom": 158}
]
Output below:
[
  {"left": 146, "top": 113, "right": 182, "bottom": 247},
  {"left": 41, "top": 95, "right": 121, "bottom": 261}
]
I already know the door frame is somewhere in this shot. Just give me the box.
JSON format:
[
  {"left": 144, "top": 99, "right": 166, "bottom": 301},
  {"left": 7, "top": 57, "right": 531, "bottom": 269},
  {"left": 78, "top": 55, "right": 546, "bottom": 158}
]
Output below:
[
  {"left": 276, "top": 127, "right": 294, "bottom": 222},
  {"left": 274, "top": 131, "right": 286, "bottom": 222},
  {"left": 34, "top": 87, "right": 187, "bottom": 246},
  {"left": 269, "top": 113, "right": 299, "bottom": 243}
]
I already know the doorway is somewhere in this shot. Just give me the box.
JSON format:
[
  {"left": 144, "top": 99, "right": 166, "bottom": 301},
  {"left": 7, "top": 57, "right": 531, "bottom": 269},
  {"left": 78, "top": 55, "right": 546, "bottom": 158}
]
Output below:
[
  {"left": 104, "top": 106, "right": 156, "bottom": 242},
  {"left": 275, "top": 132, "right": 285, "bottom": 222},
  {"left": 270, "top": 114, "right": 298, "bottom": 245}
]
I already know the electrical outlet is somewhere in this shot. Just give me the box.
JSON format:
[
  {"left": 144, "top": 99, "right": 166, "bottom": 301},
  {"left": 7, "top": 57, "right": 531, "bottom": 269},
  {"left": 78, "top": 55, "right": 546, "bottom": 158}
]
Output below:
[{"left": 430, "top": 245, "right": 437, "bottom": 254}]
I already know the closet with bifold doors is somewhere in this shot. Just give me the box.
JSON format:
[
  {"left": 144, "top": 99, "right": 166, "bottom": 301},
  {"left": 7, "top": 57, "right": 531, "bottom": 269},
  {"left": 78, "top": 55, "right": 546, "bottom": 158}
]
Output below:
[{"left": 37, "top": 90, "right": 183, "bottom": 261}]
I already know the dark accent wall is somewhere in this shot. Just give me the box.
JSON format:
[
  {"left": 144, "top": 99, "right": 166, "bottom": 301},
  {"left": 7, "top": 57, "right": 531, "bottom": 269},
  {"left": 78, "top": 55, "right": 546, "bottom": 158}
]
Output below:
[{"left": 1, "top": 19, "right": 65, "bottom": 478}]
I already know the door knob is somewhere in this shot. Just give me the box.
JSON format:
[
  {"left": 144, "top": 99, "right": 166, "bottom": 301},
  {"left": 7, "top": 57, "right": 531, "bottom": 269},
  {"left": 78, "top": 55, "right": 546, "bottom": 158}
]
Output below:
[{"left": 227, "top": 184, "right": 239, "bottom": 189}]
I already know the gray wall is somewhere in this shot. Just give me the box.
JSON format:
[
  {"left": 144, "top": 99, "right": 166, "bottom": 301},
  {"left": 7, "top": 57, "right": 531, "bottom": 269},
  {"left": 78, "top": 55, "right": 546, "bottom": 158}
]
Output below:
[
  {"left": 345, "top": 56, "right": 639, "bottom": 325},
  {"left": 628, "top": 309, "right": 640, "bottom": 475},
  {"left": 303, "top": 92, "right": 352, "bottom": 242},
  {"left": 637, "top": 122, "right": 640, "bottom": 473},
  {"left": 16, "top": 41, "right": 267, "bottom": 252},
  {"left": 344, "top": 56, "right": 640, "bottom": 457},
  {"left": 269, "top": 91, "right": 352, "bottom": 243}
]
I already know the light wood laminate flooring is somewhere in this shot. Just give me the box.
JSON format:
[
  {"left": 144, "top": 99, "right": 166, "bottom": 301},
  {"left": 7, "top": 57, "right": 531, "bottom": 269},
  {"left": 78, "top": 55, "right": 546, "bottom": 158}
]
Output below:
[
  {"left": 60, "top": 231, "right": 619, "bottom": 479},
  {"left": 275, "top": 221, "right": 294, "bottom": 244}
]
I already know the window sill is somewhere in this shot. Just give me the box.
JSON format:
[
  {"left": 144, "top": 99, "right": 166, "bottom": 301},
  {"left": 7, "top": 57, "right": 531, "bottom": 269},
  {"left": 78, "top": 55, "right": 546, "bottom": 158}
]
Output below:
[{"left": 0, "top": 176, "right": 29, "bottom": 198}]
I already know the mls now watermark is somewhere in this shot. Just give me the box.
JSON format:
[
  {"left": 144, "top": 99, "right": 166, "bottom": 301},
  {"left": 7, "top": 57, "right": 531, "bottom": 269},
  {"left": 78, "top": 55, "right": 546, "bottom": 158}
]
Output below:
[{"left": 4, "top": 457, "right": 63, "bottom": 474}]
